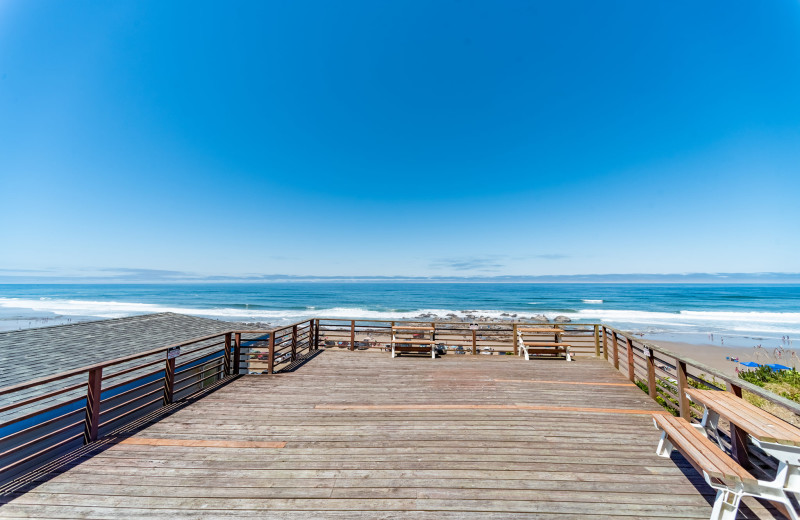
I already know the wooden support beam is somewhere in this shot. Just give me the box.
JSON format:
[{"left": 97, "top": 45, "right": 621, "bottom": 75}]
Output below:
[
  {"left": 512, "top": 324, "right": 518, "bottom": 355},
  {"left": 602, "top": 326, "right": 608, "bottom": 360},
  {"left": 313, "top": 319, "right": 319, "bottom": 351},
  {"left": 471, "top": 329, "right": 477, "bottom": 356},
  {"left": 677, "top": 360, "right": 691, "bottom": 420},
  {"left": 594, "top": 325, "right": 600, "bottom": 357},
  {"left": 83, "top": 367, "right": 102, "bottom": 444},
  {"left": 163, "top": 356, "right": 175, "bottom": 405},
  {"left": 291, "top": 324, "right": 298, "bottom": 362},
  {"left": 223, "top": 332, "right": 232, "bottom": 376},
  {"left": 612, "top": 331, "right": 619, "bottom": 370},
  {"left": 350, "top": 320, "right": 355, "bottom": 351},
  {"left": 726, "top": 381, "right": 753, "bottom": 469},
  {"left": 267, "top": 332, "right": 275, "bottom": 375},
  {"left": 233, "top": 333, "right": 242, "bottom": 375},
  {"left": 646, "top": 346, "right": 657, "bottom": 399},
  {"left": 626, "top": 337, "right": 635, "bottom": 383}
]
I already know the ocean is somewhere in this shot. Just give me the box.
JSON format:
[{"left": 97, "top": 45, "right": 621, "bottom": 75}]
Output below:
[{"left": 0, "top": 283, "right": 798, "bottom": 348}]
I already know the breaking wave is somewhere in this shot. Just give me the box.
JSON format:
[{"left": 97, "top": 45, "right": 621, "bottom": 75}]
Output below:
[{"left": 0, "top": 297, "right": 798, "bottom": 334}]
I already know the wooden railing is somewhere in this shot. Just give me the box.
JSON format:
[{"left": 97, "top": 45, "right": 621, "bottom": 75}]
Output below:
[
  {"left": 2, "top": 317, "right": 799, "bottom": 486},
  {"left": 600, "top": 325, "right": 800, "bottom": 472},
  {"left": 0, "top": 331, "right": 240, "bottom": 483},
  {"left": 310, "top": 318, "right": 601, "bottom": 358},
  {"left": 241, "top": 320, "right": 315, "bottom": 374}
]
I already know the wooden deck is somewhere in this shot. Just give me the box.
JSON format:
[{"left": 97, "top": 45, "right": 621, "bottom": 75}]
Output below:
[{"left": 0, "top": 350, "right": 788, "bottom": 519}]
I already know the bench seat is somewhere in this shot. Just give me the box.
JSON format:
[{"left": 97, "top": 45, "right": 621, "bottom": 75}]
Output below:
[
  {"left": 654, "top": 414, "right": 755, "bottom": 487},
  {"left": 391, "top": 326, "right": 437, "bottom": 359},
  {"left": 651, "top": 413, "right": 800, "bottom": 520},
  {"left": 518, "top": 342, "right": 572, "bottom": 361}
]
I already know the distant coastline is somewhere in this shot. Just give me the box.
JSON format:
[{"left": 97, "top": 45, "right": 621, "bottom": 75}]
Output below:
[{"left": 0, "top": 272, "right": 799, "bottom": 284}]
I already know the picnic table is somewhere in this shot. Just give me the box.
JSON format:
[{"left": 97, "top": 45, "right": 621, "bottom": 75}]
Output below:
[
  {"left": 390, "top": 325, "right": 437, "bottom": 359},
  {"left": 516, "top": 327, "right": 571, "bottom": 361},
  {"left": 685, "top": 388, "right": 800, "bottom": 519}
]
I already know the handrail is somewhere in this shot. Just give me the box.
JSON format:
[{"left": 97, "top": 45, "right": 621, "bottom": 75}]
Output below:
[
  {"left": 0, "top": 331, "right": 231, "bottom": 396},
  {"left": 0, "top": 329, "right": 242, "bottom": 483},
  {"left": 2, "top": 316, "right": 799, "bottom": 486},
  {"left": 603, "top": 325, "right": 800, "bottom": 417}
]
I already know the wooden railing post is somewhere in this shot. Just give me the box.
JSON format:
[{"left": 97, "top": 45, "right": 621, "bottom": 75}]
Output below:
[
  {"left": 312, "top": 319, "right": 318, "bottom": 351},
  {"left": 267, "top": 332, "right": 275, "bottom": 374},
  {"left": 594, "top": 325, "right": 600, "bottom": 357},
  {"left": 164, "top": 355, "right": 175, "bottom": 405},
  {"left": 626, "top": 337, "right": 635, "bottom": 383},
  {"left": 224, "top": 332, "right": 232, "bottom": 376},
  {"left": 291, "top": 324, "right": 298, "bottom": 361},
  {"left": 234, "top": 333, "right": 242, "bottom": 375},
  {"left": 646, "top": 346, "right": 657, "bottom": 399},
  {"left": 612, "top": 331, "right": 619, "bottom": 370},
  {"left": 602, "top": 327, "right": 608, "bottom": 360},
  {"left": 471, "top": 329, "right": 477, "bottom": 355},
  {"left": 350, "top": 320, "right": 355, "bottom": 351},
  {"left": 512, "top": 324, "right": 518, "bottom": 355},
  {"left": 726, "top": 381, "right": 752, "bottom": 468},
  {"left": 84, "top": 367, "right": 102, "bottom": 444},
  {"left": 677, "top": 360, "right": 691, "bottom": 420}
]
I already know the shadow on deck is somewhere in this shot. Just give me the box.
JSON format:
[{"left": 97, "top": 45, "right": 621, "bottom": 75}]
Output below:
[{"left": 0, "top": 350, "right": 788, "bottom": 519}]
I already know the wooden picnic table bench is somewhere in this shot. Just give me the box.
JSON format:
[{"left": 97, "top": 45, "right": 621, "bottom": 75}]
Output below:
[
  {"left": 653, "top": 413, "right": 758, "bottom": 520},
  {"left": 391, "top": 325, "right": 437, "bottom": 359},
  {"left": 653, "top": 388, "right": 800, "bottom": 519},
  {"left": 516, "top": 327, "right": 571, "bottom": 361},
  {"left": 686, "top": 388, "right": 800, "bottom": 519}
]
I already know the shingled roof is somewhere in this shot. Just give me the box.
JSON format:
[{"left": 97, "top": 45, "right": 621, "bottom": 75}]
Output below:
[{"left": 0, "top": 312, "right": 234, "bottom": 389}]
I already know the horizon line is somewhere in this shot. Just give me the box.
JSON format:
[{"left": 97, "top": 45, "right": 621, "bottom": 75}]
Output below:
[{"left": 1, "top": 271, "right": 800, "bottom": 284}]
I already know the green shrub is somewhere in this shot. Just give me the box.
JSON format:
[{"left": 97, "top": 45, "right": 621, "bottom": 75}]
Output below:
[{"left": 739, "top": 366, "right": 800, "bottom": 403}]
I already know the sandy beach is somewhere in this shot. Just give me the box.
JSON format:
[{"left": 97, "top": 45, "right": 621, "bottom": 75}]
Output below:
[{"left": 643, "top": 337, "right": 797, "bottom": 379}]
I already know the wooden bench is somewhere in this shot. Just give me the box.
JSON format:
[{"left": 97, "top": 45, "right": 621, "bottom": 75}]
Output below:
[
  {"left": 653, "top": 414, "right": 756, "bottom": 520},
  {"left": 516, "top": 327, "right": 571, "bottom": 361},
  {"left": 685, "top": 388, "right": 800, "bottom": 519},
  {"left": 654, "top": 413, "right": 799, "bottom": 520},
  {"left": 391, "top": 326, "right": 437, "bottom": 359}
]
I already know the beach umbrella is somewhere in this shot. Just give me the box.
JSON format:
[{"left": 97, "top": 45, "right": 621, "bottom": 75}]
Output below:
[
  {"left": 766, "top": 364, "right": 792, "bottom": 371},
  {"left": 739, "top": 361, "right": 761, "bottom": 368}
]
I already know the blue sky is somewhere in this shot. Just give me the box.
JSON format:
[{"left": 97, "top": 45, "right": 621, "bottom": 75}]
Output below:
[{"left": 1, "top": 0, "right": 799, "bottom": 280}]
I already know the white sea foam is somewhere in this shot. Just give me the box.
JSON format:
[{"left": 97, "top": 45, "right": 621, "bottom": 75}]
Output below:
[
  {"left": 1, "top": 297, "right": 799, "bottom": 335},
  {"left": 582, "top": 299, "right": 603, "bottom": 304}
]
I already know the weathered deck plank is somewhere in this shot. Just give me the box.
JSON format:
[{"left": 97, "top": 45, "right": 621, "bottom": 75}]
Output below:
[{"left": 0, "top": 350, "right": 787, "bottom": 519}]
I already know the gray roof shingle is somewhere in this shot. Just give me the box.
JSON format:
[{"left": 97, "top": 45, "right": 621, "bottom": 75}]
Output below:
[
  {"left": 0, "top": 312, "right": 234, "bottom": 389},
  {"left": 0, "top": 313, "right": 236, "bottom": 422}
]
